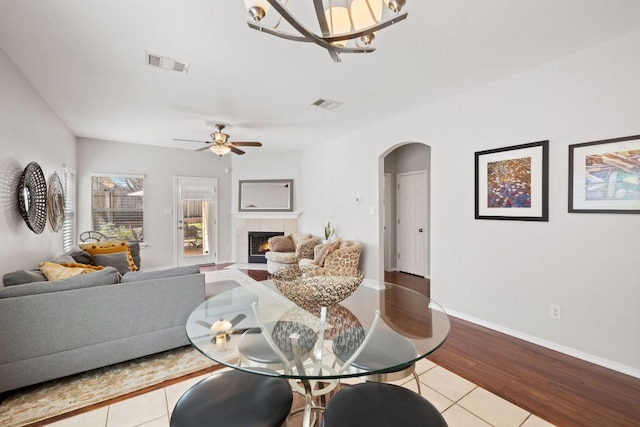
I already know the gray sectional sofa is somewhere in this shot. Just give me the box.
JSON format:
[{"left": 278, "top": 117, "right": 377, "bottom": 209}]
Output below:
[{"left": 0, "top": 257, "right": 206, "bottom": 394}]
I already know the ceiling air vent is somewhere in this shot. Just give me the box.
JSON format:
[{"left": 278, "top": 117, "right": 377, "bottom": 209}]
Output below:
[
  {"left": 145, "top": 52, "right": 190, "bottom": 74},
  {"left": 311, "top": 98, "right": 342, "bottom": 110}
]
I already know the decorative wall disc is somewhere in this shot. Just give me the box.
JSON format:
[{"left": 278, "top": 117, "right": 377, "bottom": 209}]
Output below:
[
  {"left": 47, "top": 171, "right": 65, "bottom": 232},
  {"left": 17, "top": 162, "right": 48, "bottom": 234}
]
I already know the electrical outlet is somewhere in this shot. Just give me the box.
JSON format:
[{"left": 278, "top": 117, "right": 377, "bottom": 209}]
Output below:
[{"left": 549, "top": 304, "right": 562, "bottom": 320}]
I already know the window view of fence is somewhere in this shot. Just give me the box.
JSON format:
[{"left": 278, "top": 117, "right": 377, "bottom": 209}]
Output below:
[{"left": 91, "top": 175, "right": 144, "bottom": 242}]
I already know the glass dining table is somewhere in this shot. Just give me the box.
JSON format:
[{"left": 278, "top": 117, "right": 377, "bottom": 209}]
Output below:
[{"left": 186, "top": 278, "right": 450, "bottom": 427}]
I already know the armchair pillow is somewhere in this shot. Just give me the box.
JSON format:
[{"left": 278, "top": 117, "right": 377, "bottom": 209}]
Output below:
[{"left": 268, "top": 235, "right": 295, "bottom": 252}]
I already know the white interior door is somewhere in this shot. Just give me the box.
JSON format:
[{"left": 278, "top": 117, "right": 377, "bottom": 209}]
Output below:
[
  {"left": 175, "top": 177, "right": 217, "bottom": 266},
  {"left": 396, "top": 171, "right": 427, "bottom": 276},
  {"left": 383, "top": 173, "right": 393, "bottom": 271}
]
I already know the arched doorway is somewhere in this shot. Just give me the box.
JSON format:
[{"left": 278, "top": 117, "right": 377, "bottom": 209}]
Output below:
[{"left": 380, "top": 142, "right": 431, "bottom": 283}]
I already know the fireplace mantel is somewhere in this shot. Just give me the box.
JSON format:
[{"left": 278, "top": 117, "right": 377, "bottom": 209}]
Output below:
[{"left": 231, "top": 211, "right": 302, "bottom": 219}]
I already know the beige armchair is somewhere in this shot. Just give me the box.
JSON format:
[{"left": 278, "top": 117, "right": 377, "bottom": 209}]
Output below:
[
  {"left": 265, "top": 232, "right": 317, "bottom": 278},
  {"left": 274, "top": 240, "right": 364, "bottom": 306},
  {"left": 299, "top": 240, "right": 362, "bottom": 277}
]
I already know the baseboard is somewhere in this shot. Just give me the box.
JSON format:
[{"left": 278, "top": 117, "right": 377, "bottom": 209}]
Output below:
[{"left": 443, "top": 308, "right": 640, "bottom": 380}]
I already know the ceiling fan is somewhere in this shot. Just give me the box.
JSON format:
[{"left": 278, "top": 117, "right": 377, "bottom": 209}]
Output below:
[{"left": 174, "top": 124, "right": 263, "bottom": 156}]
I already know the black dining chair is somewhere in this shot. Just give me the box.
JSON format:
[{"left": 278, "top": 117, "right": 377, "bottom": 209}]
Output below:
[
  {"left": 322, "top": 381, "right": 448, "bottom": 427},
  {"left": 170, "top": 369, "right": 293, "bottom": 427},
  {"left": 332, "top": 328, "right": 423, "bottom": 393}
]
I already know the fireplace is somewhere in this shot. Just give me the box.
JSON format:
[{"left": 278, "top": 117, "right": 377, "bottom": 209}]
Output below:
[{"left": 248, "top": 231, "right": 284, "bottom": 263}]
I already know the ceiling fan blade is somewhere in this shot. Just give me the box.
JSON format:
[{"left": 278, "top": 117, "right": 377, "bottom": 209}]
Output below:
[
  {"left": 230, "top": 146, "right": 245, "bottom": 155},
  {"left": 174, "top": 138, "right": 209, "bottom": 143},
  {"left": 231, "top": 141, "right": 262, "bottom": 147},
  {"left": 195, "top": 146, "right": 211, "bottom": 152}
]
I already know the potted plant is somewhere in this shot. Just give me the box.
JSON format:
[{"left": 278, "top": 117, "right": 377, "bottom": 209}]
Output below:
[{"left": 323, "top": 221, "right": 334, "bottom": 244}]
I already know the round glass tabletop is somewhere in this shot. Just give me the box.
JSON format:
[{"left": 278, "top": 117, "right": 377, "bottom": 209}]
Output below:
[{"left": 186, "top": 279, "right": 450, "bottom": 381}]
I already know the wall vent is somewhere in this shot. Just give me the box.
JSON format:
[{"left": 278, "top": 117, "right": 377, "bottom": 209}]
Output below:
[
  {"left": 145, "top": 52, "right": 190, "bottom": 74},
  {"left": 311, "top": 98, "right": 342, "bottom": 110}
]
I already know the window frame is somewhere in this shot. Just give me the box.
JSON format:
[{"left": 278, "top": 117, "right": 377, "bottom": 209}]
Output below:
[{"left": 90, "top": 173, "right": 145, "bottom": 242}]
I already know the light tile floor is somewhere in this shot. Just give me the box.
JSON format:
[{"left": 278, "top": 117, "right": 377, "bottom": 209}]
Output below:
[{"left": 45, "top": 359, "right": 556, "bottom": 427}]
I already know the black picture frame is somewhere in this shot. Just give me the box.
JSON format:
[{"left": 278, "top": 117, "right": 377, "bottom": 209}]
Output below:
[
  {"left": 568, "top": 134, "right": 640, "bottom": 214},
  {"left": 475, "top": 140, "right": 549, "bottom": 221}
]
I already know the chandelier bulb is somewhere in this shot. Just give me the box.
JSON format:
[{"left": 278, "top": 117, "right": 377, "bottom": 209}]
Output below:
[
  {"left": 386, "top": 0, "right": 406, "bottom": 13},
  {"left": 248, "top": 6, "right": 266, "bottom": 22},
  {"left": 360, "top": 33, "right": 375, "bottom": 46}
]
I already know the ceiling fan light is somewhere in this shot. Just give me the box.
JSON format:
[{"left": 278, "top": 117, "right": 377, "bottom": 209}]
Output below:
[
  {"left": 244, "top": 0, "right": 271, "bottom": 21},
  {"left": 212, "top": 131, "right": 229, "bottom": 144},
  {"left": 210, "top": 145, "right": 232, "bottom": 156}
]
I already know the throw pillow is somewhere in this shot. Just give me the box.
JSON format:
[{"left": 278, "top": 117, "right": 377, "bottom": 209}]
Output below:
[
  {"left": 313, "top": 244, "right": 331, "bottom": 263},
  {"left": 49, "top": 253, "right": 77, "bottom": 264},
  {"left": 40, "top": 261, "right": 96, "bottom": 281},
  {"left": 3, "top": 269, "right": 48, "bottom": 286},
  {"left": 79, "top": 240, "right": 137, "bottom": 271},
  {"left": 59, "top": 262, "right": 104, "bottom": 271},
  {"left": 93, "top": 252, "right": 132, "bottom": 275},
  {"left": 268, "top": 235, "right": 295, "bottom": 252},
  {"left": 318, "top": 240, "right": 341, "bottom": 266},
  {"left": 67, "top": 246, "right": 93, "bottom": 265}
]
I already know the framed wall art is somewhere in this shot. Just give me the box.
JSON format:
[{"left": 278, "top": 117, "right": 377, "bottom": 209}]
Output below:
[
  {"left": 568, "top": 134, "right": 640, "bottom": 213},
  {"left": 475, "top": 140, "right": 549, "bottom": 221}
]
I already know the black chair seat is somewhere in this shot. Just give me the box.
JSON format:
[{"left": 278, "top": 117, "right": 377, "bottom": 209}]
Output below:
[
  {"left": 238, "top": 320, "right": 317, "bottom": 366},
  {"left": 333, "top": 328, "right": 417, "bottom": 371},
  {"left": 322, "top": 382, "right": 448, "bottom": 427},
  {"left": 170, "top": 369, "right": 293, "bottom": 427}
]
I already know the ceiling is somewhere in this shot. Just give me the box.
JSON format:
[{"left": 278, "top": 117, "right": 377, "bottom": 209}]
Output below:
[{"left": 1, "top": 0, "right": 640, "bottom": 154}]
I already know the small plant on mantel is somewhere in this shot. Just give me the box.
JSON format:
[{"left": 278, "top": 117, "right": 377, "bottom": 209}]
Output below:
[{"left": 323, "top": 221, "right": 334, "bottom": 243}]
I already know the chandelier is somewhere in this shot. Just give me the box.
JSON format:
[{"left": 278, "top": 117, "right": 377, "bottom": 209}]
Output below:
[{"left": 242, "top": 0, "right": 408, "bottom": 62}]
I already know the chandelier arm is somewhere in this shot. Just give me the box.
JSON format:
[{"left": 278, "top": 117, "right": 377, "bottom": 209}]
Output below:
[
  {"left": 247, "top": 21, "right": 314, "bottom": 43},
  {"left": 258, "top": 0, "right": 364, "bottom": 59},
  {"left": 264, "top": 0, "right": 329, "bottom": 46},
  {"left": 313, "top": 0, "right": 331, "bottom": 37},
  {"left": 325, "top": 11, "right": 408, "bottom": 43}
]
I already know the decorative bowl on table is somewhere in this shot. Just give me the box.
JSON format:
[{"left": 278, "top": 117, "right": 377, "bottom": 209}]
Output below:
[{"left": 272, "top": 271, "right": 364, "bottom": 307}]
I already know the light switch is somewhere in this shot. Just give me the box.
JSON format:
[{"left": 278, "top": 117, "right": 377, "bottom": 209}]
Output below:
[
  {"left": 368, "top": 207, "right": 375, "bottom": 215},
  {"left": 164, "top": 208, "right": 172, "bottom": 215}
]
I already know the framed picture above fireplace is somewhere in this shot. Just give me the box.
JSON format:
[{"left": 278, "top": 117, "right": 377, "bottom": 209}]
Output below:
[{"left": 239, "top": 179, "right": 293, "bottom": 212}]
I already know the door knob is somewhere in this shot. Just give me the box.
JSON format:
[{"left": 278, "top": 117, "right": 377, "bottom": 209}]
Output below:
[{"left": 418, "top": 228, "right": 424, "bottom": 232}]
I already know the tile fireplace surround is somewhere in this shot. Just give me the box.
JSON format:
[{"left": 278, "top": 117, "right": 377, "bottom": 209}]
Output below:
[{"left": 233, "top": 212, "right": 301, "bottom": 263}]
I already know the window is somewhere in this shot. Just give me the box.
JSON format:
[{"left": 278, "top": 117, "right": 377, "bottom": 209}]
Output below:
[
  {"left": 91, "top": 174, "right": 144, "bottom": 242},
  {"left": 62, "top": 166, "right": 76, "bottom": 252}
]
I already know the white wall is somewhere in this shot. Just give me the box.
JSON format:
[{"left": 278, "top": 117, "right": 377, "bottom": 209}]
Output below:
[
  {"left": 0, "top": 49, "right": 76, "bottom": 272},
  {"left": 301, "top": 29, "right": 640, "bottom": 375},
  {"left": 77, "top": 138, "right": 233, "bottom": 268}
]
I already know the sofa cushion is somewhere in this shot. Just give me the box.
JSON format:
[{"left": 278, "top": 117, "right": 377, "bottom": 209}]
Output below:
[
  {"left": 80, "top": 240, "right": 136, "bottom": 272},
  {"left": 2, "top": 269, "right": 47, "bottom": 286},
  {"left": 94, "top": 252, "right": 131, "bottom": 275},
  {"left": 40, "top": 261, "right": 96, "bottom": 281},
  {"left": 0, "top": 267, "right": 120, "bottom": 299},
  {"left": 269, "top": 235, "right": 295, "bottom": 252},
  {"left": 120, "top": 265, "right": 199, "bottom": 283}
]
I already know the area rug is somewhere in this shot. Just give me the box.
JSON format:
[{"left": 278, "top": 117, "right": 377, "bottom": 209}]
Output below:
[
  {"left": 224, "top": 262, "right": 269, "bottom": 271},
  {"left": 0, "top": 346, "right": 219, "bottom": 427}
]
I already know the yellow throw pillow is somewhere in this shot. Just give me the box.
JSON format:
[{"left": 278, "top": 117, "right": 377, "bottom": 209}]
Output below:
[
  {"left": 79, "top": 240, "right": 136, "bottom": 272},
  {"left": 40, "top": 261, "right": 96, "bottom": 281},
  {"left": 60, "top": 262, "right": 104, "bottom": 271}
]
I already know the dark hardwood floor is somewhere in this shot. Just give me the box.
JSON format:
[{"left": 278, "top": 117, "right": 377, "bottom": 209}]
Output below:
[{"left": 217, "top": 265, "right": 640, "bottom": 427}]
